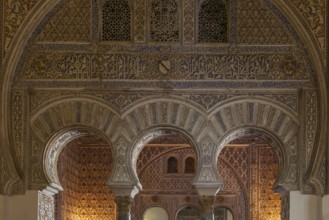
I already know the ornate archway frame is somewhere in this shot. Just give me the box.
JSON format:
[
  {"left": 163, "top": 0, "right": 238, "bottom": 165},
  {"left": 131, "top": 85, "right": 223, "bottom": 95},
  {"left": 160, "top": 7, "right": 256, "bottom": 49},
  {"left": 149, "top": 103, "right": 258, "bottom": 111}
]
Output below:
[
  {"left": 0, "top": 0, "right": 326, "bottom": 196},
  {"left": 208, "top": 96, "right": 299, "bottom": 190},
  {"left": 29, "top": 97, "right": 121, "bottom": 191},
  {"left": 42, "top": 127, "right": 113, "bottom": 194}
]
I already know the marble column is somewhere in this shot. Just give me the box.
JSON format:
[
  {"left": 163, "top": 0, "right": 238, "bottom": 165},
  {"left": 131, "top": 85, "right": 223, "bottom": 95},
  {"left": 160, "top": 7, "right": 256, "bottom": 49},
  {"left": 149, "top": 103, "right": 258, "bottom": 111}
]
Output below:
[
  {"left": 115, "top": 196, "right": 133, "bottom": 220},
  {"left": 199, "top": 195, "right": 215, "bottom": 220}
]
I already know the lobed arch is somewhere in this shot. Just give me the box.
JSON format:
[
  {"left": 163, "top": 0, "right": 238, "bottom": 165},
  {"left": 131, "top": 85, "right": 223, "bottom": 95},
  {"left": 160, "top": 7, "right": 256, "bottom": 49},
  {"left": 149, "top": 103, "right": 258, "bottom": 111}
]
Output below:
[
  {"left": 123, "top": 126, "right": 201, "bottom": 188},
  {"left": 208, "top": 95, "right": 298, "bottom": 120},
  {"left": 30, "top": 93, "right": 124, "bottom": 116},
  {"left": 29, "top": 98, "right": 121, "bottom": 191},
  {"left": 42, "top": 126, "right": 114, "bottom": 194},
  {"left": 121, "top": 95, "right": 208, "bottom": 118},
  {"left": 216, "top": 126, "right": 296, "bottom": 191},
  {"left": 116, "top": 97, "right": 210, "bottom": 144},
  {"left": 30, "top": 98, "right": 121, "bottom": 143},
  {"left": 208, "top": 98, "right": 299, "bottom": 145},
  {"left": 207, "top": 98, "right": 299, "bottom": 189},
  {"left": 0, "top": 0, "right": 327, "bottom": 196}
]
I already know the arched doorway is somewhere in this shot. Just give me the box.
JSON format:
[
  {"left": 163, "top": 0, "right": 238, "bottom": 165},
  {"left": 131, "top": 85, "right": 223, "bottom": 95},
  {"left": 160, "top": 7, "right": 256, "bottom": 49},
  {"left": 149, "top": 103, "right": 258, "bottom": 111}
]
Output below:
[
  {"left": 131, "top": 131, "right": 199, "bottom": 220},
  {"left": 55, "top": 134, "right": 116, "bottom": 219},
  {"left": 41, "top": 128, "right": 116, "bottom": 219},
  {"left": 217, "top": 136, "right": 281, "bottom": 220}
]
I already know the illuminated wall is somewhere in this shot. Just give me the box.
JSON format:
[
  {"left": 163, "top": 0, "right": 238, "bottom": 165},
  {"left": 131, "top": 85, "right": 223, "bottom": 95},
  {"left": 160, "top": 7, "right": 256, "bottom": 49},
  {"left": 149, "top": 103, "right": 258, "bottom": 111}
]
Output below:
[
  {"left": 56, "top": 140, "right": 116, "bottom": 220},
  {"left": 132, "top": 138, "right": 281, "bottom": 220}
]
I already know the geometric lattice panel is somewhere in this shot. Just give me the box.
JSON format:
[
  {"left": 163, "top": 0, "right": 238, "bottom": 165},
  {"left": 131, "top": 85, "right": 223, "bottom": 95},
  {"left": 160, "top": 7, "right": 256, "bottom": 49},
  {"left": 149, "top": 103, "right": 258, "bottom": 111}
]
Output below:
[
  {"left": 37, "top": 0, "right": 91, "bottom": 42},
  {"left": 198, "top": 0, "right": 227, "bottom": 42},
  {"left": 134, "top": 139, "right": 281, "bottom": 220},
  {"left": 56, "top": 139, "right": 116, "bottom": 220},
  {"left": 150, "top": 0, "right": 180, "bottom": 41},
  {"left": 138, "top": 147, "right": 196, "bottom": 192},
  {"left": 102, "top": 0, "right": 131, "bottom": 41}
]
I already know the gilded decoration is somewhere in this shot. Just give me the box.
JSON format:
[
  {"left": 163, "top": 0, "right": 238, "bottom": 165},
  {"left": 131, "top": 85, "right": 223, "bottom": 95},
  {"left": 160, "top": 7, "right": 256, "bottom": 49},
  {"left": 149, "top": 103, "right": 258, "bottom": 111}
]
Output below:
[
  {"left": 37, "top": 0, "right": 91, "bottom": 42},
  {"left": 4, "top": 0, "right": 39, "bottom": 52},
  {"left": 291, "top": 0, "right": 326, "bottom": 54}
]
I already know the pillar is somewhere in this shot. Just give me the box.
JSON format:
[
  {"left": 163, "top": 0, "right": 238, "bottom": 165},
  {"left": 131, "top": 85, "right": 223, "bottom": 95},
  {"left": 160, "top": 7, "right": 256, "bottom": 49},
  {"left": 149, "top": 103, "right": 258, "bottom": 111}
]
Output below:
[
  {"left": 290, "top": 191, "right": 321, "bottom": 220},
  {"left": 115, "top": 196, "right": 133, "bottom": 220},
  {"left": 110, "top": 185, "right": 140, "bottom": 220},
  {"left": 199, "top": 195, "right": 215, "bottom": 220},
  {"left": 323, "top": 195, "right": 329, "bottom": 220}
]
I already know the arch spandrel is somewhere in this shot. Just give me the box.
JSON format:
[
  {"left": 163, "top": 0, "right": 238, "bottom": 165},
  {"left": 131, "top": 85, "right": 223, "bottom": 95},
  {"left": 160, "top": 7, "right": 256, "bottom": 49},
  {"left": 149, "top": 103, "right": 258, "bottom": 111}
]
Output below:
[
  {"left": 28, "top": 98, "right": 120, "bottom": 191},
  {"left": 30, "top": 98, "right": 121, "bottom": 142},
  {"left": 208, "top": 99, "right": 299, "bottom": 144},
  {"left": 214, "top": 127, "right": 298, "bottom": 191},
  {"left": 116, "top": 98, "right": 211, "bottom": 144}
]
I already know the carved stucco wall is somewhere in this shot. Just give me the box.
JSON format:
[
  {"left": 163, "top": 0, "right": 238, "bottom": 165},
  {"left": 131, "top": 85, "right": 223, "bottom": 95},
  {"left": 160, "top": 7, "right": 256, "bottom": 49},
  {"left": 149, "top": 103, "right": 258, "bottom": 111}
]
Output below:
[
  {"left": 2, "top": 0, "right": 325, "bottom": 53},
  {"left": 0, "top": 0, "right": 327, "bottom": 197},
  {"left": 132, "top": 141, "right": 280, "bottom": 220},
  {"left": 56, "top": 139, "right": 116, "bottom": 220}
]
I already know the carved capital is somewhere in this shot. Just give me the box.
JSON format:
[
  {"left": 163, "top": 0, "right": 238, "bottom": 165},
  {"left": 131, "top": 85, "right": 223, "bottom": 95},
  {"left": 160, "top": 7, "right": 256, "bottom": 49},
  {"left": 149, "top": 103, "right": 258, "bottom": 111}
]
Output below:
[
  {"left": 199, "top": 195, "right": 215, "bottom": 213},
  {"left": 115, "top": 196, "right": 133, "bottom": 213}
]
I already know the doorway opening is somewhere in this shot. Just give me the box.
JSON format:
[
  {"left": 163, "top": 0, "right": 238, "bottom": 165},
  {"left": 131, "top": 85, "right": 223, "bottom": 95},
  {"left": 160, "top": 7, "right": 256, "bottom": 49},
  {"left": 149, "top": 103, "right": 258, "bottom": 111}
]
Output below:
[
  {"left": 55, "top": 134, "right": 116, "bottom": 219},
  {"left": 217, "top": 137, "right": 281, "bottom": 220},
  {"left": 131, "top": 133, "right": 198, "bottom": 220}
]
